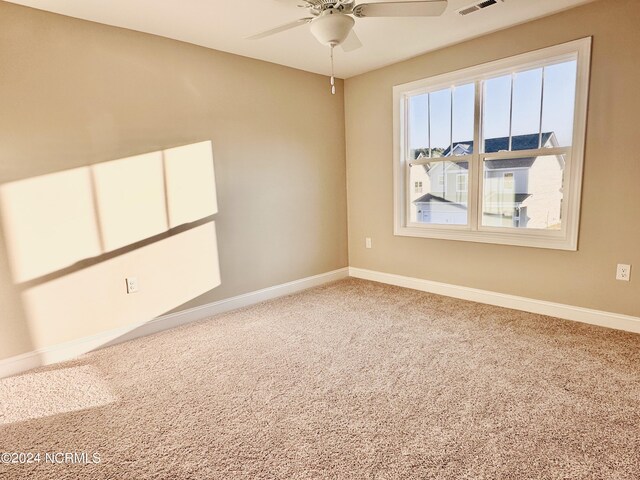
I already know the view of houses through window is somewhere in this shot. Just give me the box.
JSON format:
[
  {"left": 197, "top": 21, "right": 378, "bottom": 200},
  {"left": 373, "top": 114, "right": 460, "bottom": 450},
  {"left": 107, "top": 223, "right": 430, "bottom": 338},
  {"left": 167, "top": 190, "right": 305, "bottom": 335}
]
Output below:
[{"left": 407, "top": 59, "right": 576, "bottom": 230}]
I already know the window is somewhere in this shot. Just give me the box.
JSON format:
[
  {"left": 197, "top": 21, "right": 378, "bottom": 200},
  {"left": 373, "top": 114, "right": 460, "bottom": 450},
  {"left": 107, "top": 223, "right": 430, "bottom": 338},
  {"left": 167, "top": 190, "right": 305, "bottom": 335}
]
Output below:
[
  {"left": 502, "top": 172, "right": 514, "bottom": 191},
  {"left": 456, "top": 174, "right": 468, "bottom": 193},
  {"left": 393, "top": 38, "right": 591, "bottom": 250}
]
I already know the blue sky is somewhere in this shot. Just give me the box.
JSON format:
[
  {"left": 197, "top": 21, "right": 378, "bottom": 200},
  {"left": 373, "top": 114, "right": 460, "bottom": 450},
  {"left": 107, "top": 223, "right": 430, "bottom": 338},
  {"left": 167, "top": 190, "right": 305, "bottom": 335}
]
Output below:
[{"left": 409, "top": 60, "right": 577, "bottom": 153}]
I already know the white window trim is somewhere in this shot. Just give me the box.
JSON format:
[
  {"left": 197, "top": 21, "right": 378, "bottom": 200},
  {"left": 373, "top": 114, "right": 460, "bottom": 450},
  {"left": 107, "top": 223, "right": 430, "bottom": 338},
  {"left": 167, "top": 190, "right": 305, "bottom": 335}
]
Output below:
[
  {"left": 502, "top": 172, "right": 514, "bottom": 192},
  {"left": 393, "top": 38, "right": 591, "bottom": 251},
  {"left": 456, "top": 173, "right": 468, "bottom": 193}
]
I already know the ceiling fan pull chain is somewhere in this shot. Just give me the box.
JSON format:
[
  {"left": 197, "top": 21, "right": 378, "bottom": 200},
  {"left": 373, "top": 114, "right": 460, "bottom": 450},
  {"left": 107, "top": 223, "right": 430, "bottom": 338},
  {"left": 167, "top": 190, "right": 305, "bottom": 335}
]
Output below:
[{"left": 330, "top": 44, "right": 336, "bottom": 95}]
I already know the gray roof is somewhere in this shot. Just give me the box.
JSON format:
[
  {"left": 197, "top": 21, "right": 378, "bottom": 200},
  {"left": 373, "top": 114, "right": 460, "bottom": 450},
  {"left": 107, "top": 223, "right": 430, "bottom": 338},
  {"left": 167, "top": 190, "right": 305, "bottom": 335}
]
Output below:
[
  {"left": 415, "top": 192, "right": 531, "bottom": 208},
  {"left": 413, "top": 194, "right": 467, "bottom": 209},
  {"left": 441, "top": 132, "right": 555, "bottom": 156},
  {"left": 484, "top": 158, "right": 535, "bottom": 170}
]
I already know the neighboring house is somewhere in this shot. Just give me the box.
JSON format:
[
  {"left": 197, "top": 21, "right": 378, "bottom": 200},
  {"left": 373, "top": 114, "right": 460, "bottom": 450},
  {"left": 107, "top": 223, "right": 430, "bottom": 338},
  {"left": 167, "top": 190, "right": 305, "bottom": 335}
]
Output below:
[{"left": 412, "top": 133, "right": 564, "bottom": 229}]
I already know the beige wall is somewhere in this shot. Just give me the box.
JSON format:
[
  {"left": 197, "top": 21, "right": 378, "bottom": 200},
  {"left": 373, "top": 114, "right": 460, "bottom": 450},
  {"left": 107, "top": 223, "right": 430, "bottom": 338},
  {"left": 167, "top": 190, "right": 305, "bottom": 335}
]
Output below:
[
  {"left": 0, "top": 1, "right": 348, "bottom": 360},
  {"left": 345, "top": 0, "right": 639, "bottom": 317}
]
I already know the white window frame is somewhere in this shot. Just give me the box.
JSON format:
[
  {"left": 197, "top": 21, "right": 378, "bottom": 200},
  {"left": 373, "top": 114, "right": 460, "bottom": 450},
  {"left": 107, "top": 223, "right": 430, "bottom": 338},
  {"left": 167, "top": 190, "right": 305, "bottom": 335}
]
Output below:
[
  {"left": 456, "top": 173, "right": 468, "bottom": 193},
  {"left": 502, "top": 172, "right": 514, "bottom": 192},
  {"left": 393, "top": 38, "right": 591, "bottom": 250}
]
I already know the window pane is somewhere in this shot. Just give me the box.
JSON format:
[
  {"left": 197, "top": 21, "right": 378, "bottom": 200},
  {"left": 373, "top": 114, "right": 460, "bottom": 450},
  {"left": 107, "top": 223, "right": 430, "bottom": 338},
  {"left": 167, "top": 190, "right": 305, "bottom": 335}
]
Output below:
[
  {"left": 429, "top": 88, "right": 451, "bottom": 158},
  {"left": 511, "top": 68, "right": 543, "bottom": 149},
  {"left": 541, "top": 60, "right": 577, "bottom": 147},
  {"left": 410, "top": 161, "right": 469, "bottom": 225},
  {"left": 408, "top": 94, "right": 429, "bottom": 160},
  {"left": 482, "top": 154, "right": 565, "bottom": 230},
  {"left": 482, "top": 74, "right": 512, "bottom": 153},
  {"left": 452, "top": 83, "right": 475, "bottom": 156}
]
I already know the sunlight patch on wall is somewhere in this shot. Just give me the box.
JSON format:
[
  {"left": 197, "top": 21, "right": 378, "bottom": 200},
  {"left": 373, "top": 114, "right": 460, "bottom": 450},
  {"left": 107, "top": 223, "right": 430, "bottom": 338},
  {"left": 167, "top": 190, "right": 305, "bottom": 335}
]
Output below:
[
  {"left": 164, "top": 141, "right": 218, "bottom": 228},
  {"left": 0, "top": 365, "right": 117, "bottom": 425},
  {"left": 0, "top": 141, "right": 221, "bottom": 353},
  {"left": 0, "top": 168, "right": 102, "bottom": 284},
  {"left": 0, "top": 141, "right": 218, "bottom": 284},
  {"left": 21, "top": 221, "right": 221, "bottom": 350},
  {"left": 92, "top": 151, "right": 168, "bottom": 252}
]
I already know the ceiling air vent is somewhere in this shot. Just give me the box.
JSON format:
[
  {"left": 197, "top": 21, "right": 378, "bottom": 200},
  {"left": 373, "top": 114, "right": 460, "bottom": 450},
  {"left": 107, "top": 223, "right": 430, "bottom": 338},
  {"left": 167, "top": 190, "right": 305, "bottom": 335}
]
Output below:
[{"left": 458, "top": 0, "right": 504, "bottom": 16}]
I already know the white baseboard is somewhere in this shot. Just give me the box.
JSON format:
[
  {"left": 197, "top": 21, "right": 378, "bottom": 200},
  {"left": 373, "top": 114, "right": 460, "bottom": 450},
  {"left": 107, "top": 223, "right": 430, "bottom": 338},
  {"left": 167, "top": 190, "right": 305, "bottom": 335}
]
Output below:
[
  {"left": 349, "top": 267, "right": 640, "bottom": 334},
  {"left": 4, "top": 265, "right": 635, "bottom": 379},
  {"left": 0, "top": 267, "right": 349, "bottom": 379}
]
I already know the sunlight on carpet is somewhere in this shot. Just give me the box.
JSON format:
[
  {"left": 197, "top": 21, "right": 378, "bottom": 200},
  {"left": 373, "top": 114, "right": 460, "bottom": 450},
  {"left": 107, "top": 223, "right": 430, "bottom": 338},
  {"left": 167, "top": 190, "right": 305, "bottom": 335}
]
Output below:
[{"left": 0, "top": 365, "right": 117, "bottom": 425}]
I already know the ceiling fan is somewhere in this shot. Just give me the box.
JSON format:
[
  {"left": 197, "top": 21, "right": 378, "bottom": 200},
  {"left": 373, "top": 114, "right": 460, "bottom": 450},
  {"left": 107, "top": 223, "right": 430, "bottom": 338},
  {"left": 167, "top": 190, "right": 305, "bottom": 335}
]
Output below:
[{"left": 249, "top": 0, "right": 448, "bottom": 93}]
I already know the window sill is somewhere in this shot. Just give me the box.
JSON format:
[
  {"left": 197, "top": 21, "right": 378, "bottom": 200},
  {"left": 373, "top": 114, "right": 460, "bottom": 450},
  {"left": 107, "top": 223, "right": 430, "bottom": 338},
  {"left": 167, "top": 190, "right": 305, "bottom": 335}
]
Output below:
[{"left": 394, "top": 225, "right": 577, "bottom": 251}]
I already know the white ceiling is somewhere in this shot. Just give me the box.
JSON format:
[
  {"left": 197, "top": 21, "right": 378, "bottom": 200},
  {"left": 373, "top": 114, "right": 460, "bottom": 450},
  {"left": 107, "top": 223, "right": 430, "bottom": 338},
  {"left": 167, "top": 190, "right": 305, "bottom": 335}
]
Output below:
[{"left": 7, "top": 0, "right": 595, "bottom": 78}]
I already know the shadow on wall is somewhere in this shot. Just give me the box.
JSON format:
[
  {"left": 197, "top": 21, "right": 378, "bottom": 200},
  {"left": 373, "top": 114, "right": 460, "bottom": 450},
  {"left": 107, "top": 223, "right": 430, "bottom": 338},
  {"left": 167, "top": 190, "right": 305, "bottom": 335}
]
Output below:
[{"left": 0, "top": 141, "right": 221, "bottom": 363}]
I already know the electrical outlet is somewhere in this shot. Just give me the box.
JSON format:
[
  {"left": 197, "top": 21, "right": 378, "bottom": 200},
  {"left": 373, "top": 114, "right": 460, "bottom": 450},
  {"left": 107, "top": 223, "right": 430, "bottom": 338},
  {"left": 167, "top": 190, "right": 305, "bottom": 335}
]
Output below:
[
  {"left": 616, "top": 264, "right": 631, "bottom": 282},
  {"left": 126, "top": 277, "right": 140, "bottom": 293},
  {"left": 365, "top": 237, "right": 372, "bottom": 249}
]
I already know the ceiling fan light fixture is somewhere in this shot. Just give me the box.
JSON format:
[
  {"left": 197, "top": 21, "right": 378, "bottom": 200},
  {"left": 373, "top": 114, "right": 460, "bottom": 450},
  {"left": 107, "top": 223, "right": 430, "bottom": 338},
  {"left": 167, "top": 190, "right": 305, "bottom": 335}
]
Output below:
[{"left": 309, "top": 12, "right": 355, "bottom": 46}]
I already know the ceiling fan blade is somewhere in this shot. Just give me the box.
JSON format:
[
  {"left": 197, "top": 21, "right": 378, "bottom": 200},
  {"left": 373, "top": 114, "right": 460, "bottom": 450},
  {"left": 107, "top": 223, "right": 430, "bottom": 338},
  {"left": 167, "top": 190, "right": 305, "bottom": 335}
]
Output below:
[
  {"left": 247, "top": 18, "right": 313, "bottom": 40},
  {"left": 341, "top": 30, "right": 363, "bottom": 52},
  {"left": 353, "top": 1, "right": 447, "bottom": 18}
]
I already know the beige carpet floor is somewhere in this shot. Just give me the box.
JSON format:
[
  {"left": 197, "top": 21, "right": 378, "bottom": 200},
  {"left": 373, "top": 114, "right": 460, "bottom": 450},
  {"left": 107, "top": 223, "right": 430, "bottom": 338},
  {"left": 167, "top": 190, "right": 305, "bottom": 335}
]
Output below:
[{"left": 1, "top": 278, "right": 639, "bottom": 479}]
